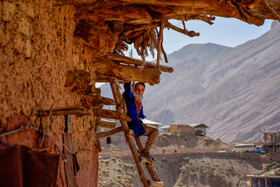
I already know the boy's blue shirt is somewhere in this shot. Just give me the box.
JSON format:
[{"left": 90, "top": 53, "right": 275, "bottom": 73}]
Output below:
[{"left": 123, "top": 83, "right": 146, "bottom": 137}]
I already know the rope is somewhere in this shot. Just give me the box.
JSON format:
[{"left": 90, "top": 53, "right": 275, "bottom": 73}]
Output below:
[
  {"left": 0, "top": 124, "right": 67, "bottom": 162},
  {"left": 63, "top": 143, "right": 75, "bottom": 155}
]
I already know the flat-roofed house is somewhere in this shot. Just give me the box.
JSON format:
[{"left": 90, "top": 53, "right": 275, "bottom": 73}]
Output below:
[
  {"left": 263, "top": 131, "right": 280, "bottom": 153},
  {"left": 159, "top": 125, "right": 170, "bottom": 134},
  {"left": 169, "top": 123, "right": 196, "bottom": 135},
  {"left": 189, "top": 123, "right": 209, "bottom": 136}
]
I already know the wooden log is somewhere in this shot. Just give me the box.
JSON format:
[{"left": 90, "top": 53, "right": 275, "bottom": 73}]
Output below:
[
  {"left": 38, "top": 107, "right": 91, "bottom": 116},
  {"left": 95, "top": 73, "right": 124, "bottom": 84},
  {"left": 83, "top": 95, "right": 115, "bottom": 106},
  {"left": 97, "top": 119, "right": 117, "bottom": 129},
  {"left": 93, "top": 58, "right": 161, "bottom": 85},
  {"left": 92, "top": 109, "right": 131, "bottom": 121},
  {"left": 96, "top": 126, "right": 123, "bottom": 139},
  {"left": 107, "top": 54, "right": 173, "bottom": 73}
]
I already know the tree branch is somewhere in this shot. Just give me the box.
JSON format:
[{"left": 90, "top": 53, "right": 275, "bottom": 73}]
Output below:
[{"left": 165, "top": 21, "right": 200, "bottom": 37}]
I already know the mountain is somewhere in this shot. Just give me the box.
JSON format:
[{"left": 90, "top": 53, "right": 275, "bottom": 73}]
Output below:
[
  {"left": 144, "top": 21, "right": 280, "bottom": 143},
  {"left": 100, "top": 21, "right": 280, "bottom": 144},
  {"left": 143, "top": 43, "right": 233, "bottom": 124}
]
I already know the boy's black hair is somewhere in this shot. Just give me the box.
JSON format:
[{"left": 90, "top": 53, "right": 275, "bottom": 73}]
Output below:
[{"left": 135, "top": 82, "right": 145, "bottom": 88}]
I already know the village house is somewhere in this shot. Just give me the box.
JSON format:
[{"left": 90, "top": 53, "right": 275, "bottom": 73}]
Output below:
[
  {"left": 263, "top": 131, "right": 280, "bottom": 154},
  {"left": 169, "top": 123, "right": 196, "bottom": 136},
  {"left": 189, "top": 123, "right": 209, "bottom": 136},
  {"left": 169, "top": 123, "right": 208, "bottom": 136},
  {"left": 160, "top": 125, "right": 170, "bottom": 134},
  {"left": 167, "top": 123, "right": 208, "bottom": 136}
]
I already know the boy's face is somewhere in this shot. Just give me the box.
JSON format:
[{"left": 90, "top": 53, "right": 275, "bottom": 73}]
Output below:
[{"left": 135, "top": 84, "right": 145, "bottom": 97}]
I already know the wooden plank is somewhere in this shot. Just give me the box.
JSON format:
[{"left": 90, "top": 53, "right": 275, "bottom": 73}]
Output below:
[
  {"left": 97, "top": 119, "right": 117, "bottom": 129},
  {"left": 83, "top": 95, "right": 115, "bottom": 106},
  {"left": 63, "top": 132, "right": 78, "bottom": 187},
  {"left": 96, "top": 126, "right": 123, "bottom": 139},
  {"left": 92, "top": 109, "right": 131, "bottom": 121}
]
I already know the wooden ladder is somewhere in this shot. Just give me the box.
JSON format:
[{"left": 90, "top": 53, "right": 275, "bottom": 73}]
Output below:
[{"left": 109, "top": 79, "right": 164, "bottom": 187}]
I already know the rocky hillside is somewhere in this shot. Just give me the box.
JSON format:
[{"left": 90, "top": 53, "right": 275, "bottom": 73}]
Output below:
[
  {"left": 98, "top": 153, "right": 267, "bottom": 187},
  {"left": 99, "top": 130, "right": 229, "bottom": 151}
]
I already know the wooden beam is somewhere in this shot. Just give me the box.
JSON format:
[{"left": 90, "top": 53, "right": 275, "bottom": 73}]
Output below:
[
  {"left": 92, "top": 109, "right": 131, "bottom": 121},
  {"left": 38, "top": 109, "right": 91, "bottom": 116},
  {"left": 97, "top": 119, "right": 117, "bottom": 129},
  {"left": 96, "top": 126, "right": 123, "bottom": 139},
  {"left": 83, "top": 95, "right": 115, "bottom": 106},
  {"left": 107, "top": 54, "right": 173, "bottom": 73},
  {"left": 93, "top": 58, "right": 161, "bottom": 85},
  {"left": 95, "top": 73, "right": 125, "bottom": 84}
]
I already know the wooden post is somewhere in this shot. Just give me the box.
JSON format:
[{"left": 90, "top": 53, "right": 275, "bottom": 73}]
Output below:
[{"left": 63, "top": 115, "right": 78, "bottom": 187}]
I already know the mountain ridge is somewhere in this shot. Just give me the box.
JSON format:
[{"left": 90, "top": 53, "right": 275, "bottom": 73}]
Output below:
[
  {"left": 101, "top": 21, "right": 280, "bottom": 143},
  {"left": 144, "top": 21, "right": 280, "bottom": 143}
]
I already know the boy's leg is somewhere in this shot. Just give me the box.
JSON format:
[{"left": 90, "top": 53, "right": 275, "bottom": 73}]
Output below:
[{"left": 142, "top": 124, "right": 159, "bottom": 151}]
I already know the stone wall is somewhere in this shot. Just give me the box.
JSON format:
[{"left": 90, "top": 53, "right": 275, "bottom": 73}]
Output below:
[{"left": 0, "top": 1, "right": 98, "bottom": 186}]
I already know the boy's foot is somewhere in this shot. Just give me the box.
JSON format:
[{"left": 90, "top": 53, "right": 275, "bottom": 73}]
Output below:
[{"left": 140, "top": 150, "right": 155, "bottom": 163}]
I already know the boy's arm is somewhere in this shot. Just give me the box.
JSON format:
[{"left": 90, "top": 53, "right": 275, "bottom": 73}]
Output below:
[{"left": 123, "top": 82, "right": 133, "bottom": 100}]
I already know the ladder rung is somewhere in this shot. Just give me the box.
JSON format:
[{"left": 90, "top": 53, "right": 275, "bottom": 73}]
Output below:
[
  {"left": 139, "top": 157, "right": 153, "bottom": 164},
  {"left": 149, "top": 181, "right": 164, "bottom": 187}
]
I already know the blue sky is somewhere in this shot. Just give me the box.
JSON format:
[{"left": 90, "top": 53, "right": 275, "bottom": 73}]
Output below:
[
  {"left": 164, "top": 17, "right": 272, "bottom": 54},
  {"left": 126, "top": 17, "right": 272, "bottom": 61}
]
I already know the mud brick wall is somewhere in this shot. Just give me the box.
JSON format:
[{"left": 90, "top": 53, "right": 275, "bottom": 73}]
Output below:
[{"left": 0, "top": 1, "right": 98, "bottom": 186}]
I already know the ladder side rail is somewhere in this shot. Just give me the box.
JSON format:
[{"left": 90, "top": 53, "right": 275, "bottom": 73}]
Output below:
[
  {"left": 134, "top": 138, "right": 161, "bottom": 182},
  {"left": 110, "top": 79, "right": 149, "bottom": 187}
]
